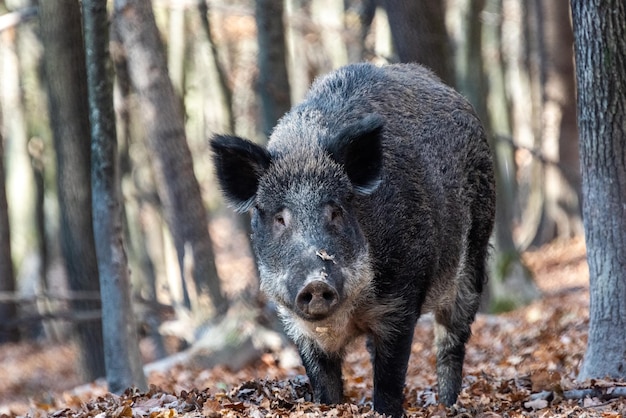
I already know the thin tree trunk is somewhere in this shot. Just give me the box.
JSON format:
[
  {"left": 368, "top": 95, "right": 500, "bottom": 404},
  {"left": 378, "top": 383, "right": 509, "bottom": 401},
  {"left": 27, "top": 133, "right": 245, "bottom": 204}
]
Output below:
[
  {"left": 453, "top": 0, "right": 485, "bottom": 111},
  {"left": 511, "top": 0, "right": 545, "bottom": 249},
  {"left": 168, "top": 3, "right": 186, "bottom": 99},
  {"left": 82, "top": 0, "right": 147, "bottom": 392},
  {"left": 531, "top": 0, "right": 582, "bottom": 245},
  {"left": 198, "top": 1, "right": 235, "bottom": 134},
  {"left": 571, "top": 0, "right": 626, "bottom": 381},
  {"left": 111, "top": 19, "right": 168, "bottom": 361},
  {"left": 452, "top": 0, "right": 537, "bottom": 311},
  {"left": 39, "top": 0, "right": 105, "bottom": 380},
  {"left": 0, "top": 109, "right": 18, "bottom": 343},
  {"left": 344, "top": 0, "right": 376, "bottom": 63},
  {"left": 483, "top": 0, "right": 538, "bottom": 310},
  {"left": 112, "top": 0, "right": 227, "bottom": 316},
  {"left": 255, "top": 0, "right": 292, "bottom": 138},
  {"left": 17, "top": 18, "right": 49, "bottom": 295},
  {"left": 0, "top": 21, "right": 37, "bottom": 273},
  {"left": 285, "top": 0, "right": 312, "bottom": 104},
  {"left": 164, "top": 8, "right": 195, "bottom": 311},
  {"left": 311, "top": 0, "right": 348, "bottom": 70}
]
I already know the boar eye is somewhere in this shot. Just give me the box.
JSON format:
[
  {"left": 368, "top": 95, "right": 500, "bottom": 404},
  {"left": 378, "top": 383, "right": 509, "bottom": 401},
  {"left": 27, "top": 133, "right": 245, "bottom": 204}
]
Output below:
[
  {"left": 272, "top": 208, "right": 291, "bottom": 233},
  {"left": 324, "top": 204, "right": 344, "bottom": 226}
]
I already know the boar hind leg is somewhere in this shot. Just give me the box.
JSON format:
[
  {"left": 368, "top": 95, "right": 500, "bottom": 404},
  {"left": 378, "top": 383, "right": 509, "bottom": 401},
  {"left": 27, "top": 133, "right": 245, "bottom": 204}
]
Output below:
[
  {"left": 433, "top": 317, "right": 471, "bottom": 406},
  {"left": 298, "top": 342, "right": 344, "bottom": 405},
  {"left": 435, "top": 220, "right": 489, "bottom": 406},
  {"left": 369, "top": 319, "right": 416, "bottom": 417},
  {"left": 434, "top": 276, "right": 482, "bottom": 406}
]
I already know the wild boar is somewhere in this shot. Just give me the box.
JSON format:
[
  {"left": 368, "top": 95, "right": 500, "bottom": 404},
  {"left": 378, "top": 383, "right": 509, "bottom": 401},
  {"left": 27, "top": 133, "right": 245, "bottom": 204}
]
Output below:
[{"left": 210, "top": 62, "right": 495, "bottom": 417}]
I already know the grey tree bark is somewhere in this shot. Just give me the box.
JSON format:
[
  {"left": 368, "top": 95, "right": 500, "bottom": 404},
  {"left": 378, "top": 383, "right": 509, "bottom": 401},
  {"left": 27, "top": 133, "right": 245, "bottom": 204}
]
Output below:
[
  {"left": 112, "top": 0, "right": 227, "bottom": 316},
  {"left": 255, "top": 0, "right": 292, "bottom": 138},
  {"left": 571, "top": 0, "right": 626, "bottom": 380},
  {"left": 82, "top": 0, "right": 147, "bottom": 392},
  {"left": 0, "top": 107, "right": 18, "bottom": 343},
  {"left": 110, "top": 25, "right": 168, "bottom": 361},
  {"left": 39, "top": 0, "right": 105, "bottom": 380},
  {"left": 380, "top": 0, "right": 451, "bottom": 84}
]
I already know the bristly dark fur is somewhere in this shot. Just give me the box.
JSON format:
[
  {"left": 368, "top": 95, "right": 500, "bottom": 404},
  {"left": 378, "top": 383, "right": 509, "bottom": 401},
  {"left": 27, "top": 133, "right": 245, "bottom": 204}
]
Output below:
[{"left": 211, "top": 62, "right": 496, "bottom": 418}]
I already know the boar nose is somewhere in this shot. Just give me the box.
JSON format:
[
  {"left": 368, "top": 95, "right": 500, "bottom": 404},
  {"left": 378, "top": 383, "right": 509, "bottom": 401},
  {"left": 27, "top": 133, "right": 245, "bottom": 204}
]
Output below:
[{"left": 296, "top": 280, "right": 339, "bottom": 319}]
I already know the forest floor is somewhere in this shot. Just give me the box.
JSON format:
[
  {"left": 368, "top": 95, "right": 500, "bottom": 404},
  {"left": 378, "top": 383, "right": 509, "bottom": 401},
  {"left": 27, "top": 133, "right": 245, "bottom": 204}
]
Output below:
[{"left": 1, "top": 235, "right": 626, "bottom": 417}]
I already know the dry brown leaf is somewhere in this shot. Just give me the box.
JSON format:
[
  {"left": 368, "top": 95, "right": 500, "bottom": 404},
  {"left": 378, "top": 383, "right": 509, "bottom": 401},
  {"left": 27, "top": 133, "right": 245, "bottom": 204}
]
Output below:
[{"left": 530, "top": 369, "right": 562, "bottom": 392}]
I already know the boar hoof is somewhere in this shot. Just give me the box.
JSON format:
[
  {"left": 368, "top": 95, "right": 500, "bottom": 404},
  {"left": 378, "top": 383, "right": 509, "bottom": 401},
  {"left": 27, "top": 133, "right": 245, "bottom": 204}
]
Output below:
[{"left": 296, "top": 280, "right": 339, "bottom": 319}]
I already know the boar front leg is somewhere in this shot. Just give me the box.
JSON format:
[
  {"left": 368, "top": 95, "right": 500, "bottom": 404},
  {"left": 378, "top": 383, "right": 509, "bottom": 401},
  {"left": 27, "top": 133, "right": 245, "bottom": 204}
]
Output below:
[
  {"left": 298, "top": 341, "right": 344, "bottom": 405},
  {"left": 369, "top": 319, "right": 416, "bottom": 417}
]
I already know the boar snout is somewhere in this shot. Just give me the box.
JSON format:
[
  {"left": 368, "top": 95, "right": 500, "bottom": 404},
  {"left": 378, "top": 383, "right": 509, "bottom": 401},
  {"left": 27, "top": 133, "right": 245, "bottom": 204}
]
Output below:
[{"left": 296, "top": 280, "right": 339, "bottom": 319}]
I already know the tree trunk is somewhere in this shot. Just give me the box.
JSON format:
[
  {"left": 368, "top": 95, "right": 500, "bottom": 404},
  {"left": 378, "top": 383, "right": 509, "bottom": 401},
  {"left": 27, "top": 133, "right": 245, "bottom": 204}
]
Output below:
[
  {"left": 343, "top": 0, "right": 376, "bottom": 63},
  {"left": 0, "top": 109, "right": 19, "bottom": 343},
  {"left": 111, "top": 25, "right": 168, "bottom": 361},
  {"left": 531, "top": 0, "right": 583, "bottom": 245},
  {"left": 39, "top": 0, "right": 105, "bottom": 380},
  {"left": 454, "top": 0, "right": 538, "bottom": 311},
  {"left": 311, "top": 0, "right": 348, "bottom": 70},
  {"left": 255, "top": 0, "right": 292, "bottom": 138},
  {"left": 167, "top": 3, "right": 186, "bottom": 100},
  {"left": 198, "top": 1, "right": 235, "bottom": 134},
  {"left": 380, "top": 0, "right": 451, "bottom": 84},
  {"left": 284, "top": 0, "right": 313, "bottom": 104},
  {"left": 112, "top": 0, "right": 227, "bottom": 316},
  {"left": 0, "top": 20, "right": 37, "bottom": 274},
  {"left": 82, "top": 0, "right": 147, "bottom": 392},
  {"left": 571, "top": 0, "right": 626, "bottom": 380}
]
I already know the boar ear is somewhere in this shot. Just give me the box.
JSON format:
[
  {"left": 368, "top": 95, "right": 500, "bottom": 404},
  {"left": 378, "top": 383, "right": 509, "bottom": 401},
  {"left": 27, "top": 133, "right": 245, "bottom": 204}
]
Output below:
[
  {"left": 210, "top": 135, "right": 271, "bottom": 212},
  {"left": 328, "top": 114, "right": 384, "bottom": 195}
]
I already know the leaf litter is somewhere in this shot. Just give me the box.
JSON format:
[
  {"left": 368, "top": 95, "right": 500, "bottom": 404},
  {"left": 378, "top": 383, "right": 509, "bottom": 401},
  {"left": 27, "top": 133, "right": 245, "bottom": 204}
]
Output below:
[{"left": 2, "top": 236, "right": 626, "bottom": 417}]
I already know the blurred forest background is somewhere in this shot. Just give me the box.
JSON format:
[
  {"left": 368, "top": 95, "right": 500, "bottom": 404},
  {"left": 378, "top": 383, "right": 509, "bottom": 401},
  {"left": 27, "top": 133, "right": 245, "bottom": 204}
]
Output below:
[{"left": 0, "top": 0, "right": 585, "bottom": 398}]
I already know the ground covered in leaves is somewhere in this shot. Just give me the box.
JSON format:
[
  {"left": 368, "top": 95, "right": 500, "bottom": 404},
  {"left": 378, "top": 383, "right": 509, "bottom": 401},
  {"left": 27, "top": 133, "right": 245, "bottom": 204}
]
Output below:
[{"left": 2, "top": 237, "right": 626, "bottom": 417}]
